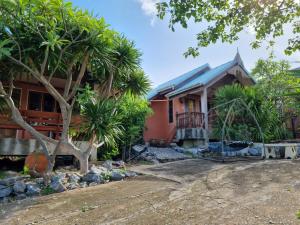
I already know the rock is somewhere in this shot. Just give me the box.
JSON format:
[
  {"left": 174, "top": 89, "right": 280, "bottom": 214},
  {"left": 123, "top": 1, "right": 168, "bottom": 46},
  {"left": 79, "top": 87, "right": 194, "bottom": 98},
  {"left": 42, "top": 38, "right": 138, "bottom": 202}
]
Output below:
[
  {"left": 13, "top": 181, "right": 26, "bottom": 193},
  {"left": 35, "top": 177, "right": 44, "bottom": 185},
  {"left": 112, "top": 161, "right": 125, "bottom": 169},
  {"left": 0, "top": 185, "right": 12, "bottom": 198},
  {"left": 79, "top": 182, "right": 87, "bottom": 188},
  {"left": 111, "top": 170, "right": 125, "bottom": 181},
  {"left": 51, "top": 173, "right": 66, "bottom": 183},
  {"left": 89, "top": 165, "right": 107, "bottom": 175},
  {"left": 26, "top": 184, "right": 41, "bottom": 196},
  {"left": 170, "top": 143, "right": 178, "bottom": 148},
  {"left": 89, "top": 182, "right": 98, "bottom": 187},
  {"left": 124, "top": 171, "right": 137, "bottom": 178},
  {"left": 102, "top": 160, "right": 113, "bottom": 171},
  {"left": 50, "top": 180, "right": 66, "bottom": 193},
  {"left": 68, "top": 174, "right": 81, "bottom": 184},
  {"left": 0, "top": 177, "right": 20, "bottom": 186},
  {"left": 67, "top": 183, "right": 78, "bottom": 190},
  {"left": 82, "top": 173, "right": 103, "bottom": 184},
  {"left": 132, "top": 145, "right": 147, "bottom": 153},
  {"left": 15, "top": 194, "right": 27, "bottom": 200}
]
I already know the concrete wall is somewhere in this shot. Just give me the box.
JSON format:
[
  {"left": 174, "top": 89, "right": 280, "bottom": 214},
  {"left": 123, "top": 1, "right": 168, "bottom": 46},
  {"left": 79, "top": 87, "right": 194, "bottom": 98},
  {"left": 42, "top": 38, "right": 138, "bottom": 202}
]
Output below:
[{"left": 0, "top": 138, "right": 97, "bottom": 160}]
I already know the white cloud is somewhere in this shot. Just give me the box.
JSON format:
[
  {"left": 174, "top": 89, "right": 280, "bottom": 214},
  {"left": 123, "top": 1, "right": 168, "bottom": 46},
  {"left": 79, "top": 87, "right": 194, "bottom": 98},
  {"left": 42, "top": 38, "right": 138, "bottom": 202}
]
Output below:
[{"left": 136, "top": 0, "right": 159, "bottom": 26}]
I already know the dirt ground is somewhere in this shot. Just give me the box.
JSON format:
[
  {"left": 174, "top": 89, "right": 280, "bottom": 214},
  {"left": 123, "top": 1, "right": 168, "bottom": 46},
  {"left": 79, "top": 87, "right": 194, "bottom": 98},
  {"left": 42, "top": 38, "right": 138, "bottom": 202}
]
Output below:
[{"left": 1, "top": 159, "right": 300, "bottom": 225}]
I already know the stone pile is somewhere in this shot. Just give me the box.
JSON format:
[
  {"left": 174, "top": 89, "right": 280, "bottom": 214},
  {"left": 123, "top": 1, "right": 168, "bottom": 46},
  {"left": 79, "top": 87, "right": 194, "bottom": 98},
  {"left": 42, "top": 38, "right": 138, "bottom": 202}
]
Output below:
[
  {"left": 135, "top": 146, "right": 191, "bottom": 163},
  {"left": 0, "top": 160, "right": 137, "bottom": 204}
]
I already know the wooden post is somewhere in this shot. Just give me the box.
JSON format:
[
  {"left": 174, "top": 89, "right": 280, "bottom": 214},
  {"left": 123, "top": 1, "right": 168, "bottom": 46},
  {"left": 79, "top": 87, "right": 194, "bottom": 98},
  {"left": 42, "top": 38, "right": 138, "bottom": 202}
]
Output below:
[
  {"left": 201, "top": 88, "right": 209, "bottom": 147},
  {"left": 201, "top": 88, "right": 208, "bottom": 130}
]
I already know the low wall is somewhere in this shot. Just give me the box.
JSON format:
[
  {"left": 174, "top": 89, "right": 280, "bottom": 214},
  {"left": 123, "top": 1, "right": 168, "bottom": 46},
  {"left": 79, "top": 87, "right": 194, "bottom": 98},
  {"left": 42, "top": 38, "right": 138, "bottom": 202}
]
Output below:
[{"left": 0, "top": 138, "right": 97, "bottom": 160}]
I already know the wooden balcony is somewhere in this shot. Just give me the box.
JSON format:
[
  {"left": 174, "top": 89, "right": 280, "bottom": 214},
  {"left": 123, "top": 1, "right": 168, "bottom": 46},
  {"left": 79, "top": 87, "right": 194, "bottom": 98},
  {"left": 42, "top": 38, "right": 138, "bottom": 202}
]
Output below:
[
  {"left": 0, "top": 110, "right": 81, "bottom": 138},
  {"left": 176, "top": 112, "right": 205, "bottom": 129}
]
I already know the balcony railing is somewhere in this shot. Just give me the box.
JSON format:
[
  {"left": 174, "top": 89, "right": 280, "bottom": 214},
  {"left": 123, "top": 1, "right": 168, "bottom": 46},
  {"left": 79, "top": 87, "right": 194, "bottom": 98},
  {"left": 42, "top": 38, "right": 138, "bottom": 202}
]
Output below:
[
  {"left": 176, "top": 112, "right": 205, "bottom": 129},
  {"left": 0, "top": 110, "right": 81, "bottom": 133}
]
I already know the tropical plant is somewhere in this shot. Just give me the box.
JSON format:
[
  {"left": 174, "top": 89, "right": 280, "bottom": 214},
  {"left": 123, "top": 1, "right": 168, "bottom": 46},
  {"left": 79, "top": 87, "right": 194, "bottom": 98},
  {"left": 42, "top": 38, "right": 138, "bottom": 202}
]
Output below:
[
  {"left": 0, "top": 0, "right": 144, "bottom": 173},
  {"left": 78, "top": 88, "right": 123, "bottom": 149},
  {"left": 157, "top": 1, "right": 300, "bottom": 57},
  {"left": 213, "top": 84, "right": 289, "bottom": 143},
  {"left": 117, "top": 93, "right": 152, "bottom": 160},
  {"left": 251, "top": 57, "right": 300, "bottom": 117}
]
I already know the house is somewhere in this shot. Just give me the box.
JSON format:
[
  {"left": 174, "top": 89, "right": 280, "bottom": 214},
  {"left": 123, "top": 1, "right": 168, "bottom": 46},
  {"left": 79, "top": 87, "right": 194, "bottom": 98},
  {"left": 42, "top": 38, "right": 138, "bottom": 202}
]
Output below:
[
  {"left": 144, "top": 52, "right": 255, "bottom": 147},
  {"left": 0, "top": 74, "right": 97, "bottom": 160}
]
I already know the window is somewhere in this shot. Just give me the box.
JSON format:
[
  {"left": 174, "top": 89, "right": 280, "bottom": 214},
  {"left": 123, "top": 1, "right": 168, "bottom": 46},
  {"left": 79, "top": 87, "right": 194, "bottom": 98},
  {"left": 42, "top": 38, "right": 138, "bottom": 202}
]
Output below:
[
  {"left": 28, "top": 91, "right": 42, "bottom": 111},
  {"left": 168, "top": 100, "right": 173, "bottom": 123},
  {"left": 28, "top": 91, "right": 57, "bottom": 112},
  {"left": 43, "top": 93, "right": 55, "bottom": 112}
]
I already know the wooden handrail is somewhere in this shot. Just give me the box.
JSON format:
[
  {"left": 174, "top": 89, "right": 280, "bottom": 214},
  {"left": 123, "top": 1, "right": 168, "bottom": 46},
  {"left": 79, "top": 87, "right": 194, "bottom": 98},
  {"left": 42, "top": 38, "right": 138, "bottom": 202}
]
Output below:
[
  {"left": 176, "top": 112, "right": 205, "bottom": 129},
  {"left": 0, "top": 110, "right": 81, "bottom": 132}
]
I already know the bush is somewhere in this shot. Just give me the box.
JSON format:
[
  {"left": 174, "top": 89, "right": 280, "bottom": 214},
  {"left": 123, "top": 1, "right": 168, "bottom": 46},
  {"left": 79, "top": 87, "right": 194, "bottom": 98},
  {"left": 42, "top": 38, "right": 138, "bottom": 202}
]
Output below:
[{"left": 213, "top": 84, "right": 289, "bottom": 143}]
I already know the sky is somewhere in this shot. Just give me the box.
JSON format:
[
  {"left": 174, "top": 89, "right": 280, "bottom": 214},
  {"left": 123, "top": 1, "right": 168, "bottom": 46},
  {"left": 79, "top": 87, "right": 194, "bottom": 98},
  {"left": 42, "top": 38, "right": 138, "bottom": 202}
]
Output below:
[{"left": 71, "top": 0, "right": 300, "bottom": 88}]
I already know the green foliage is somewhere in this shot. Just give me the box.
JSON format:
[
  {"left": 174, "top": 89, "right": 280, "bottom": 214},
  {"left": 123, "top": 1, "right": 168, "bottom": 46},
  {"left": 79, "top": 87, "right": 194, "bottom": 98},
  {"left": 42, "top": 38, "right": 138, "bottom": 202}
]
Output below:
[
  {"left": 117, "top": 93, "right": 152, "bottom": 150},
  {"left": 296, "top": 210, "right": 300, "bottom": 219},
  {"left": 41, "top": 186, "right": 56, "bottom": 195},
  {"left": 114, "top": 69, "right": 151, "bottom": 96},
  {"left": 22, "top": 165, "right": 30, "bottom": 175},
  {"left": 213, "top": 84, "right": 288, "bottom": 143},
  {"left": 157, "top": 1, "right": 300, "bottom": 57},
  {"left": 251, "top": 57, "right": 300, "bottom": 116},
  {"left": 98, "top": 146, "right": 119, "bottom": 160},
  {"left": 0, "top": 0, "right": 115, "bottom": 79},
  {"left": 78, "top": 87, "right": 123, "bottom": 148}
]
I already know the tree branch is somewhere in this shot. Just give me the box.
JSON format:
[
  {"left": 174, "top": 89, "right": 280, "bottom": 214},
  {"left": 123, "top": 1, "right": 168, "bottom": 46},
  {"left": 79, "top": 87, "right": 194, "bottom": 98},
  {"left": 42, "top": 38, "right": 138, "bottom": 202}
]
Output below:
[
  {"left": 40, "top": 46, "right": 49, "bottom": 76},
  {"left": 67, "top": 53, "right": 90, "bottom": 101},
  {"left": 7, "top": 55, "right": 71, "bottom": 108}
]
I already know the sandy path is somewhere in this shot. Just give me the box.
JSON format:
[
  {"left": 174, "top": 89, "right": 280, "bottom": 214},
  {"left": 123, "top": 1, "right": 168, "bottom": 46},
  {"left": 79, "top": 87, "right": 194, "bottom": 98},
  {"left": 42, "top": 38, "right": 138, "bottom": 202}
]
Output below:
[{"left": 1, "top": 159, "right": 300, "bottom": 225}]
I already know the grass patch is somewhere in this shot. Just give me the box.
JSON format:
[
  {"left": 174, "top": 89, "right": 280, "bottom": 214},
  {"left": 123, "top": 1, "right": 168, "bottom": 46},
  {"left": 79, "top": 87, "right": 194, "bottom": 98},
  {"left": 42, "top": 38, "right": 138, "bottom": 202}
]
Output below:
[{"left": 297, "top": 210, "right": 300, "bottom": 219}]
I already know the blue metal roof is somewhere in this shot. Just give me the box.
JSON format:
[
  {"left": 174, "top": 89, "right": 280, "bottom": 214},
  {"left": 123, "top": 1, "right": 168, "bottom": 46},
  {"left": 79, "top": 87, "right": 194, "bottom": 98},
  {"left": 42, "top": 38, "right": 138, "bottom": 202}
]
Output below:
[
  {"left": 166, "top": 60, "right": 235, "bottom": 97},
  {"left": 147, "top": 52, "right": 253, "bottom": 100},
  {"left": 147, "top": 63, "right": 210, "bottom": 100}
]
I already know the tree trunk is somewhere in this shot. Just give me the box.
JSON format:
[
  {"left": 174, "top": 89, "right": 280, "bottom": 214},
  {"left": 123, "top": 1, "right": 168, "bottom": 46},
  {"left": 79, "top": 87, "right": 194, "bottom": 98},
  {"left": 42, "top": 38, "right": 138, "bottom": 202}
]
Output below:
[
  {"left": 122, "top": 146, "right": 126, "bottom": 162},
  {"left": 79, "top": 153, "right": 89, "bottom": 174}
]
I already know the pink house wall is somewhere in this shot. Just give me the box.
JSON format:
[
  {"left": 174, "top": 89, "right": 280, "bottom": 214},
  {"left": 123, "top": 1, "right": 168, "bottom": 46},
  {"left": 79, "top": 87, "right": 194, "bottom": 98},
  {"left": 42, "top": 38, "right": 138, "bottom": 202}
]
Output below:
[{"left": 144, "top": 97, "right": 185, "bottom": 143}]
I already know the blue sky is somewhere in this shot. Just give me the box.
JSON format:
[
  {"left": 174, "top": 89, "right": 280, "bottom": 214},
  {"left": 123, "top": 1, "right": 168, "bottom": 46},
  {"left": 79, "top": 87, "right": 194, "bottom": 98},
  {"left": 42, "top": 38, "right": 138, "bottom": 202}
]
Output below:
[{"left": 71, "top": 0, "right": 300, "bottom": 87}]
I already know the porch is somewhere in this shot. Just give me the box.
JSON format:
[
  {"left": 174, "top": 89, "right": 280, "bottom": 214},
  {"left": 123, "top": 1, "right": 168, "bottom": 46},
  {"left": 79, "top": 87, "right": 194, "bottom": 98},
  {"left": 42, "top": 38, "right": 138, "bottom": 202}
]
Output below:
[{"left": 175, "top": 112, "right": 207, "bottom": 145}]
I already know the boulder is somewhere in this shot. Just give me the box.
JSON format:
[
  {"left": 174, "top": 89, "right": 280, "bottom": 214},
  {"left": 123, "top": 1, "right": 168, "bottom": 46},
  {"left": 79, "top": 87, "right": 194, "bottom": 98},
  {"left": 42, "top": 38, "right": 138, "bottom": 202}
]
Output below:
[
  {"left": 82, "top": 173, "right": 103, "bottom": 184},
  {"left": 13, "top": 181, "right": 26, "bottom": 193},
  {"left": 124, "top": 171, "right": 137, "bottom": 178},
  {"left": 26, "top": 184, "right": 41, "bottom": 196},
  {"left": 89, "top": 165, "right": 107, "bottom": 175},
  {"left": 0, "top": 177, "right": 20, "bottom": 186},
  {"left": 0, "top": 185, "right": 12, "bottom": 198},
  {"left": 102, "top": 160, "right": 113, "bottom": 171},
  {"left": 51, "top": 173, "right": 66, "bottom": 183},
  {"left": 50, "top": 180, "right": 66, "bottom": 193},
  {"left": 112, "top": 161, "right": 125, "bottom": 169},
  {"left": 68, "top": 174, "right": 81, "bottom": 184},
  {"left": 111, "top": 170, "right": 125, "bottom": 181}
]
